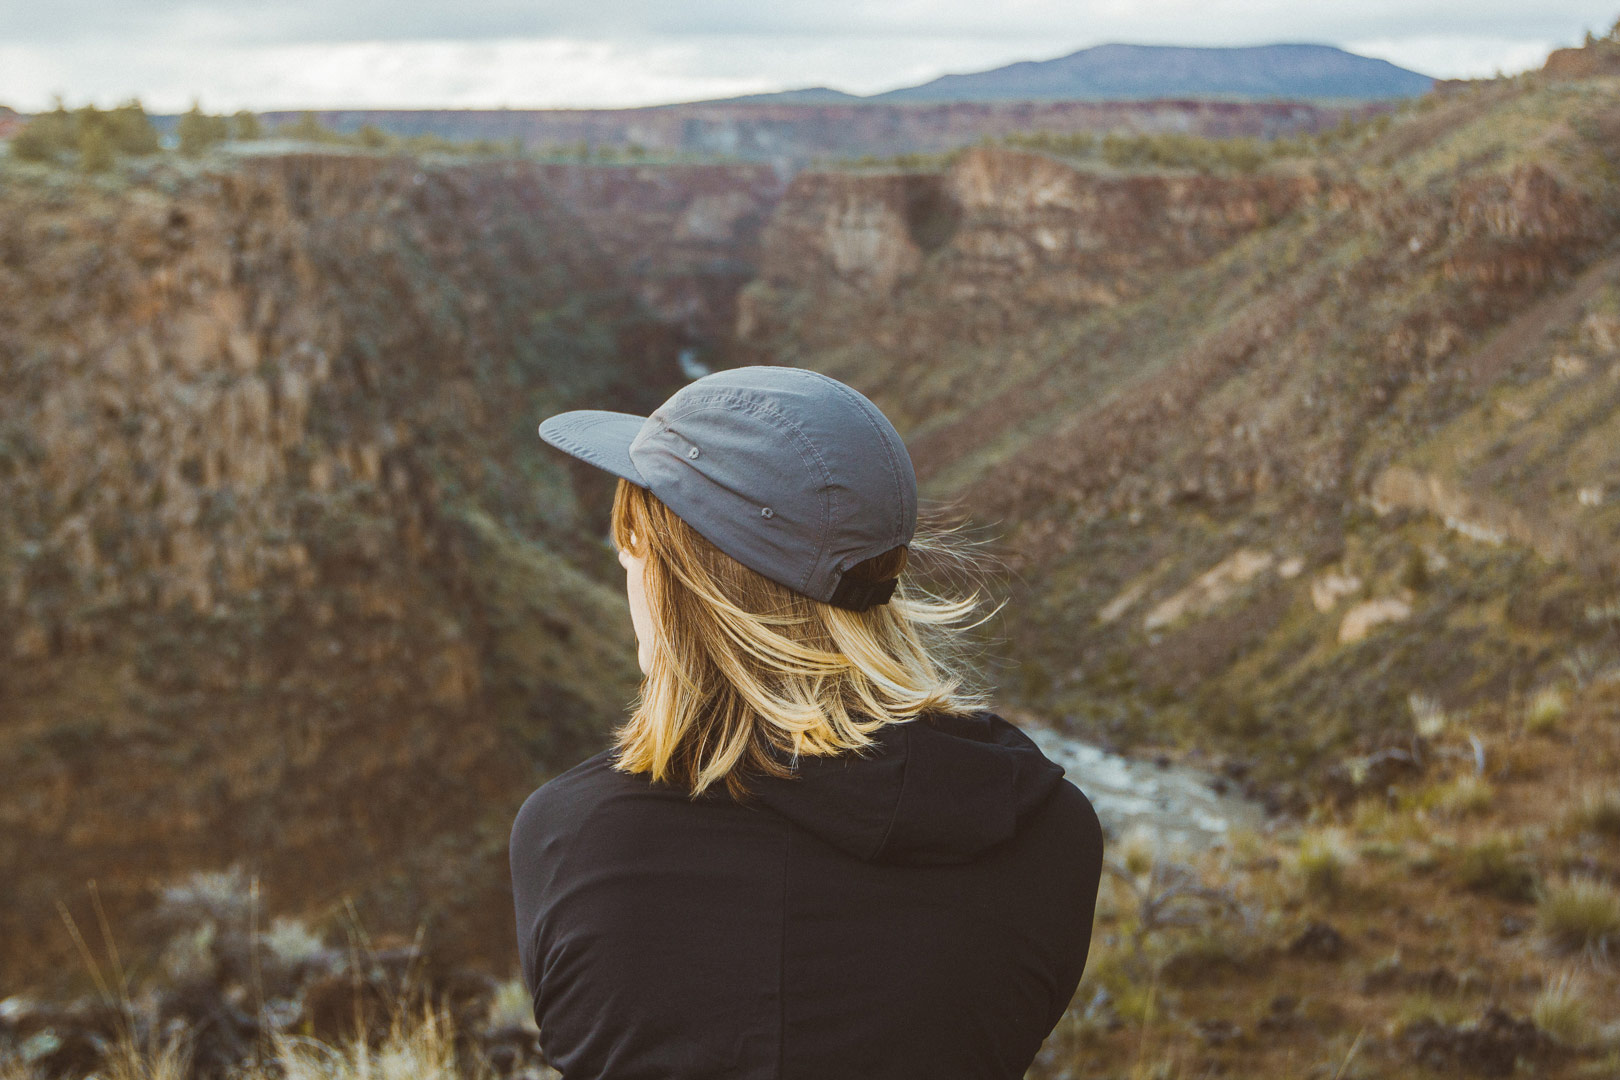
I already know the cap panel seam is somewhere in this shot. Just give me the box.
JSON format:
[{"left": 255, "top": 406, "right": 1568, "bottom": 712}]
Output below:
[
  {"left": 639, "top": 395, "right": 832, "bottom": 596},
  {"left": 816, "top": 376, "right": 909, "bottom": 553}
]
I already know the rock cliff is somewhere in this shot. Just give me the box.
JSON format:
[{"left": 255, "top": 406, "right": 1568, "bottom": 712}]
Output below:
[
  {"left": 740, "top": 79, "right": 1620, "bottom": 796},
  {"left": 529, "top": 161, "right": 786, "bottom": 354},
  {"left": 0, "top": 154, "right": 675, "bottom": 988},
  {"left": 739, "top": 147, "right": 1318, "bottom": 431}
]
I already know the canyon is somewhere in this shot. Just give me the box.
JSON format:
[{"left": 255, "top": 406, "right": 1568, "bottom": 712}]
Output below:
[{"left": 4, "top": 56, "right": 1620, "bottom": 1079}]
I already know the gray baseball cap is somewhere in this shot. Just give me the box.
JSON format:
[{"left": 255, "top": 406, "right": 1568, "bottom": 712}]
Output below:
[{"left": 538, "top": 366, "right": 917, "bottom": 610}]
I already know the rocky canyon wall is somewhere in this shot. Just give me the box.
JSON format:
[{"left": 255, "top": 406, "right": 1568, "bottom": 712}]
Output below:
[
  {"left": 0, "top": 154, "right": 674, "bottom": 988},
  {"left": 733, "top": 81, "right": 1620, "bottom": 795},
  {"left": 737, "top": 147, "right": 1319, "bottom": 431},
  {"left": 528, "top": 161, "right": 787, "bottom": 356}
]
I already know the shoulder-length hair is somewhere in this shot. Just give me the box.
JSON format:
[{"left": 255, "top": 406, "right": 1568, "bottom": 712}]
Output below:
[{"left": 609, "top": 478, "right": 990, "bottom": 799}]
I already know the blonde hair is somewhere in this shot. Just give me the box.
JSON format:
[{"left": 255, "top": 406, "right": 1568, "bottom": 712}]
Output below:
[{"left": 609, "top": 479, "right": 989, "bottom": 799}]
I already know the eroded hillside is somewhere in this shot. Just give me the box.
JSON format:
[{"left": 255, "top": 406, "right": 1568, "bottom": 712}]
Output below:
[{"left": 741, "top": 77, "right": 1620, "bottom": 804}]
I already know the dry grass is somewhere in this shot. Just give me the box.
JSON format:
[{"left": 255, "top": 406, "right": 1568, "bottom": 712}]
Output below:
[
  {"left": 38, "top": 879, "right": 555, "bottom": 1080},
  {"left": 1393, "top": 990, "right": 1474, "bottom": 1030},
  {"left": 1118, "top": 824, "right": 1160, "bottom": 877},
  {"left": 485, "top": 977, "right": 539, "bottom": 1033},
  {"left": 101, "top": 1033, "right": 193, "bottom": 1080},
  {"left": 1409, "top": 693, "right": 1449, "bottom": 738},
  {"left": 90, "top": 1004, "right": 553, "bottom": 1080},
  {"left": 1435, "top": 774, "right": 1496, "bottom": 817},
  {"left": 273, "top": 1007, "right": 471, "bottom": 1080},
  {"left": 1293, "top": 829, "right": 1352, "bottom": 898},
  {"left": 1454, "top": 835, "right": 1537, "bottom": 902},
  {"left": 1538, "top": 877, "right": 1620, "bottom": 954},
  {"left": 1567, "top": 785, "right": 1620, "bottom": 837},
  {"left": 1533, "top": 972, "right": 1591, "bottom": 1047},
  {"left": 1526, "top": 688, "right": 1569, "bottom": 734}
]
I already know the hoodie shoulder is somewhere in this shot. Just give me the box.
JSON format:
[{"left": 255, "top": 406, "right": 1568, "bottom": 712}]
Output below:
[
  {"left": 510, "top": 749, "right": 622, "bottom": 853},
  {"left": 1042, "top": 775, "right": 1106, "bottom": 874}
]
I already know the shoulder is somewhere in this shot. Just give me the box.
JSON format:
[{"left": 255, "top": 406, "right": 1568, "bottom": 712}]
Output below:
[
  {"left": 510, "top": 749, "right": 624, "bottom": 850},
  {"left": 1039, "top": 777, "right": 1106, "bottom": 873}
]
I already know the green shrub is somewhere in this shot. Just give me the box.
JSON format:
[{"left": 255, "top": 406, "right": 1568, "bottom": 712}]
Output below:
[
  {"left": 13, "top": 100, "right": 160, "bottom": 167},
  {"left": 78, "top": 123, "right": 113, "bottom": 173},
  {"left": 277, "top": 110, "right": 341, "bottom": 144},
  {"left": 10, "top": 104, "right": 75, "bottom": 162},
  {"left": 232, "top": 110, "right": 262, "bottom": 140},
  {"left": 104, "top": 100, "right": 160, "bottom": 154},
  {"left": 177, "top": 103, "right": 230, "bottom": 156}
]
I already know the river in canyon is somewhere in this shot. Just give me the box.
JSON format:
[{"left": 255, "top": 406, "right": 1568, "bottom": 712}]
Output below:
[{"left": 1027, "top": 727, "right": 1267, "bottom": 854}]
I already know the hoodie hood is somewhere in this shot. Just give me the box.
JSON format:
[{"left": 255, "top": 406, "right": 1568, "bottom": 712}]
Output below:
[{"left": 749, "top": 712, "right": 1066, "bottom": 865}]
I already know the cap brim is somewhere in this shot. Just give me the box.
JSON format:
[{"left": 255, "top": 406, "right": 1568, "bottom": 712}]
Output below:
[{"left": 538, "top": 410, "right": 650, "bottom": 487}]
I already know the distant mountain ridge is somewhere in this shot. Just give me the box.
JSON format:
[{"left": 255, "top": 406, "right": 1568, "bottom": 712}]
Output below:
[{"left": 732, "top": 43, "right": 1433, "bottom": 105}]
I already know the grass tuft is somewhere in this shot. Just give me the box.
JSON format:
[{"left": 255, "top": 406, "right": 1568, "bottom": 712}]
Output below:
[
  {"left": 0, "top": 1060, "right": 43, "bottom": 1080},
  {"left": 273, "top": 1006, "right": 469, "bottom": 1080},
  {"left": 1294, "top": 829, "right": 1352, "bottom": 898},
  {"left": 1567, "top": 785, "right": 1620, "bottom": 837},
  {"left": 1409, "top": 693, "right": 1449, "bottom": 738},
  {"left": 1525, "top": 688, "right": 1568, "bottom": 734},
  {"left": 1118, "top": 825, "right": 1159, "bottom": 878},
  {"left": 1532, "top": 971, "right": 1590, "bottom": 1046},
  {"left": 1537, "top": 876, "right": 1620, "bottom": 953},
  {"left": 1435, "top": 774, "right": 1495, "bottom": 817},
  {"left": 102, "top": 1032, "right": 192, "bottom": 1080},
  {"left": 96, "top": 1002, "right": 540, "bottom": 1080},
  {"left": 1454, "top": 836, "right": 1537, "bottom": 902},
  {"left": 486, "top": 976, "right": 539, "bottom": 1032}
]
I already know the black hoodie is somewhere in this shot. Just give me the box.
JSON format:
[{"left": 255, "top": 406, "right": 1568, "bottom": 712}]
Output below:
[{"left": 508, "top": 711, "right": 1104, "bottom": 1080}]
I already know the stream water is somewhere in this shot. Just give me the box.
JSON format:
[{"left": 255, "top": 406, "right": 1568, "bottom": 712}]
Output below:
[{"left": 1027, "top": 727, "right": 1267, "bottom": 854}]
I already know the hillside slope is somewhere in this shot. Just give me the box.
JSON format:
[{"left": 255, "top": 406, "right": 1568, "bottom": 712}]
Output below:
[
  {"left": 0, "top": 155, "right": 675, "bottom": 988},
  {"left": 739, "top": 75, "right": 1620, "bottom": 801}
]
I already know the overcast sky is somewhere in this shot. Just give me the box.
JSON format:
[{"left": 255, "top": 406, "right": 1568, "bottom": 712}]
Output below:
[{"left": 0, "top": 1, "right": 1615, "bottom": 112}]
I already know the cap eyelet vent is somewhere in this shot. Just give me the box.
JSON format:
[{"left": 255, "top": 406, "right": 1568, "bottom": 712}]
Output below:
[
  {"left": 687, "top": 446, "right": 700, "bottom": 459},
  {"left": 760, "top": 507, "right": 775, "bottom": 519}
]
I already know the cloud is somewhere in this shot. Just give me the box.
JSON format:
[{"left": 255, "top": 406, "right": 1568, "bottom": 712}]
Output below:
[
  {"left": 5, "top": 0, "right": 1615, "bottom": 45},
  {"left": 0, "top": 0, "right": 1613, "bottom": 110},
  {"left": 0, "top": 36, "right": 1074, "bottom": 111},
  {"left": 1348, "top": 36, "right": 1569, "bottom": 78}
]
